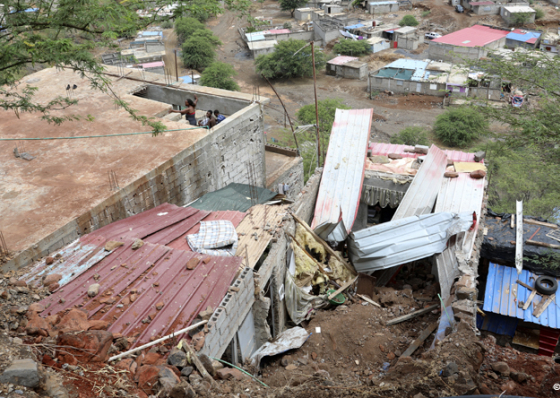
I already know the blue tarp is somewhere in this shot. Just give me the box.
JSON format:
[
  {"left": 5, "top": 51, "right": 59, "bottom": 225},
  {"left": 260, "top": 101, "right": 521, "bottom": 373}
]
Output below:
[
  {"left": 506, "top": 31, "right": 541, "bottom": 43},
  {"left": 345, "top": 23, "right": 365, "bottom": 30},
  {"left": 180, "top": 76, "right": 195, "bottom": 84}
]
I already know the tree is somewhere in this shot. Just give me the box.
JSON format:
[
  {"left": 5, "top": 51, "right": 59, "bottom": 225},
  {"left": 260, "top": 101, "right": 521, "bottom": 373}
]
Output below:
[
  {"left": 399, "top": 15, "right": 419, "bottom": 27},
  {"left": 390, "top": 126, "right": 430, "bottom": 146},
  {"left": 0, "top": 0, "right": 250, "bottom": 135},
  {"left": 296, "top": 98, "right": 351, "bottom": 181},
  {"left": 332, "top": 39, "right": 371, "bottom": 56},
  {"left": 199, "top": 62, "right": 240, "bottom": 90},
  {"left": 191, "top": 29, "right": 223, "bottom": 47},
  {"left": 433, "top": 107, "right": 488, "bottom": 147},
  {"left": 256, "top": 39, "right": 326, "bottom": 79},
  {"left": 181, "top": 36, "right": 217, "bottom": 70},
  {"left": 175, "top": 17, "right": 207, "bottom": 44},
  {"left": 279, "top": 0, "right": 309, "bottom": 17},
  {"left": 511, "top": 12, "right": 533, "bottom": 26}
]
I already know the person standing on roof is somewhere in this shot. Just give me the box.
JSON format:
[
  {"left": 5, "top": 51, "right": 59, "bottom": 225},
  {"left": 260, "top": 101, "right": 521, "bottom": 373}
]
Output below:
[
  {"left": 168, "top": 95, "right": 198, "bottom": 126},
  {"left": 214, "top": 110, "right": 226, "bottom": 124}
]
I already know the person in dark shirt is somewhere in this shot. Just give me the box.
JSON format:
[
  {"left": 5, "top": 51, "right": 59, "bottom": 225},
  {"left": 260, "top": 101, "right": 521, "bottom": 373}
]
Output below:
[
  {"left": 214, "top": 109, "right": 226, "bottom": 124},
  {"left": 168, "top": 95, "right": 198, "bottom": 125}
]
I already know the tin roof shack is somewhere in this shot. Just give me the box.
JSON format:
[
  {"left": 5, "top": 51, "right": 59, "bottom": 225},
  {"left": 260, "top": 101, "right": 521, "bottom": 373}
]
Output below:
[
  {"left": 467, "top": 1, "right": 500, "bottom": 15},
  {"left": 501, "top": 5, "right": 536, "bottom": 26},
  {"left": 0, "top": 66, "right": 270, "bottom": 271},
  {"left": 295, "top": 7, "right": 323, "bottom": 20},
  {"left": 136, "top": 61, "right": 165, "bottom": 75},
  {"left": 394, "top": 26, "right": 421, "bottom": 50},
  {"left": 327, "top": 56, "right": 368, "bottom": 79},
  {"left": 540, "top": 31, "right": 560, "bottom": 53},
  {"left": 367, "top": 36, "right": 391, "bottom": 53},
  {"left": 368, "top": 1, "right": 399, "bottom": 14},
  {"left": 248, "top": 40, "right": 278, "bottom": 57},
  {"left": 354, "top": 23, "right": 400, "bottom": 40},
  {"left": 505, "top": 29, "right": 541, "bottom": 49},
  {"left": 429, "top": 25, "right": 509, "bottom": 63}
]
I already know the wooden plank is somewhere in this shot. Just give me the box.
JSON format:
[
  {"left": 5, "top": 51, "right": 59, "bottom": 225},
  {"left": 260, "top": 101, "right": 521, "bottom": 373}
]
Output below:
[
  {"left": 516, "top": 279, "right": 535, "bottom": 292},
  {"left": 524, "top": 219, "right": 558, "bottom": 230},
  {"left": 526, "top": 239, "right": 560, "bottom": 250},
  {"left": 400, "top": 321, "right": 438, "bottom": 357},
  {"left": 357, "top": 294, "right": 381, "bottom": 308},
  {"left": 515, "top": 201, "right": 523, "bottom": 274},
  {"left": 386, "top": 304, "right": 439, "bottom": 326},
  {"left": 533, "top": 294, "right": 556, "bottom": 318},
  {"left": 327, "top": 276, "right": 358, "bottom": 301},
  {"left": 511, "top": 214, "right": 515, "bottom": 229},
  {"left": 291, "top": 212, "right": 356, "bottom": 276},
  {"left": 522, "top": 289, "right": 538, "bottom": 310}
]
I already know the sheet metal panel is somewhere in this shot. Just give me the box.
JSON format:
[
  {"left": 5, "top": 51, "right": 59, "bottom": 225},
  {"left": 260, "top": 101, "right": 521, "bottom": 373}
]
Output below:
[
  {"left": 476, "top": 312, "right": 519, "bottom": 337},
  {"left": 144, "top": 209, "right": 210, "bottom": 245},
  {"left": 392, "top": 145, "right": 447, "bottom": 220},
  {"left": 369, "top": 142, "right": 480, "bottom": 163},
  {"left": 328, "top": 56, "right": 358, "bottom": 65},
  {"left": 432, "top": 25, "right": 509, "bottom": 47},
  {"left": 311, "top": 109, "right": 373, "bottom": 242},
  {"left": 483, "top": 263, "right": 560, "bottom": 329},
  {"left": 348, "top": 211, "right": 473, "bottom": 272}
]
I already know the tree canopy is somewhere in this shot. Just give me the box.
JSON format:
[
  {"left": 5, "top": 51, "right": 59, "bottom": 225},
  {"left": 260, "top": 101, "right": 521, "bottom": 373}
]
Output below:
[
  {"left": 333, "top": 40, "right": 371, "bottom": 56},
  {"left": 279, "top": 0, "right": 309, "bottom": 17},
  {"left": 181, "top": 36, "right": 217, "bottom": 70},
  {"left": 255, "top": 39, "right": 326, "bottom": 79},
  {"left": 199, "top": 62, "right": 240, "bottom": 91},
  {"left": 0, "top": 0, "right": 249, "bottom": 134},
  {"left": 433, "top": 107, "right": 488, "bottom": 147}
]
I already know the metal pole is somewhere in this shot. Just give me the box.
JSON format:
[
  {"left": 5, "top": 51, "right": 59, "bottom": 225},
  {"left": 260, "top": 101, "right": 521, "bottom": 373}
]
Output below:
[
  {"left": 174, "top": 50, "right": 179, "bottom": 82},
  {"left": 311, "top": 41, "right": 321, "bottom": 168}
]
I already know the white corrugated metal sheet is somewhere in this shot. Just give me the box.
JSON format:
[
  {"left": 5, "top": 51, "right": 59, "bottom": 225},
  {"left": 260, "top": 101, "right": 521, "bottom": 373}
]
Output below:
[
  {"left": 311, "top": 108, "right": 374, "bottom": 242},
  {"left": 348, "top": 212, "right": 474, "bottom": 273}
]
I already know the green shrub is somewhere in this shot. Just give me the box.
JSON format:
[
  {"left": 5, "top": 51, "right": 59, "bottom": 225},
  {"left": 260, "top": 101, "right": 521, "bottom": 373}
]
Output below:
[
  {"left": 399, "top": 15, "right": 419, "bottom": 27},
  {"left": 390, "top": 126, "right": 430, "bottom": 146},
  {"left": 256, "top": 39, "right": 326, "bottom": 79},
  {"left": 283, "top": 21, "right": 292, "bottom": 29},
  {"left": 332, "top": 39, "right": 371, "bottom": 56},
  {"left": 160, "top": 20, "right": 174, "bottom": 29},
  {"left": 175, "top": 17, "right": 206, "bottom": 44},
  {"left": 433, "top": 107, "right": 488, "bottom": 147},
  {"left": 191, "top": 29, "right": 222, "bottom": 47},
  {"left": 535, "top": 7, "right": 545, "bottom": 19},
  {"left": 422, "top": 10, "right": 431, "bottom": 17},
  {"left": 199, "top": 62, "right": 240, "bottom": 91},
  {"left": 181, "top": 36, "right": 216, "bottom": 70}
]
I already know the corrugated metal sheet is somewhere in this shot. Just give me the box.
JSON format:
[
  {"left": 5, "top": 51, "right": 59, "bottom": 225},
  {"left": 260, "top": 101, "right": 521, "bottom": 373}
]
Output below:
[
  {"left": 369, "top": 142, "right": 481, "bottom": 163},
  {"left": 484, "top": 263, "right": 560, "bottom": 329},
  {"left": 392, "top": 145, "right": 447, "bottom": 219},
  {"left": 476, "top": 312, "right": 519, "bottom": 337},
  {"left": 432, "top": 25, "right": 509, "bottom": 47},
  {"left": 311, "top": 109, "right": 373, "bottom": 242},
  {"left": 246, "top": 32, "right": 265, "bottom": 42},
  {"left": 189, "top": 183, "right": 277, "bottom": 212},
  {"left": 362, "top": 171, "right": 412, "bottom": 208},
  {"left": 39, "top": 239, "right": 241, "bottom": 347},
  {"left": 348, "top": 211, "right": 474, "bottom": 273},
  {"left": 327, "top": 56, "right": 358, "bottom": 65}
]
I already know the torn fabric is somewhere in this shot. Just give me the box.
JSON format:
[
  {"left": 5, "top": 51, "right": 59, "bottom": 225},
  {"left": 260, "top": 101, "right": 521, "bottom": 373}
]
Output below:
[
  {"left": 187, "top": 220, "right": 238, "bottom": 256},
  {"left": 250, "top": 326, "right": 310, "bottom": 368}
]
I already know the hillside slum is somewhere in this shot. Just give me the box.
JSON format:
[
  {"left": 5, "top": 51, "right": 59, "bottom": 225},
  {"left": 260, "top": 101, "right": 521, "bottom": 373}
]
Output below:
[{"left": 1, "top": 109, "right": 560, "bottom": 398}]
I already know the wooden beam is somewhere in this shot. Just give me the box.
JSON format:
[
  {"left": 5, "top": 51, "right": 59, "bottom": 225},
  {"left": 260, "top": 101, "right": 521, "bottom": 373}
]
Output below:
[
  {"left": 357, "top": 294, "right": 381, "bottom": 308},
  {"left": 327, "top": 276, "right": 358, "bottom": 301},
  {"left": 524, "top": 219, "right": 558, "bottom": 230},
  {"left": 533, "top": 294, "right": 556, "bottom": 318},
  {"left": 515, "top": 201, "right": 523, "bottom": 274},
  {"left": 291, "top": 212, "right": 356, "bottom": 276},
  {"left": 522, "top": 289, "right": 538, "bottom": 310},
  {"left": 511, "top": 214, "right": 515, "bottom": 229},
  {"left": 400, "top": 321, "right": 438, "bottom": 357},
  {"left": 526, "top": 240, "right": 560, "bottom": 250},
  {"left": 386, "top": 304, "right": 439, "bottom": 326},
  {"left": 516, "top": 279, "right": 536, "bottom": 292}
]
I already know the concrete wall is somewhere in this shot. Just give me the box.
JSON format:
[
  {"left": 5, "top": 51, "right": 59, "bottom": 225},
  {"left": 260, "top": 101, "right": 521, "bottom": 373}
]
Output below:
[
  {"left": 334, "top": 64, "right": 368, "bottom": 79},
  {"left": 397, "top": 36, "right": 420, "bottom": 50},
  {"left": 295, "top": 9, "right": 313, "bottom": 20},
  {"left": 500, "top": 8, "right": 535, "bottom": 26},
  {"left": 2, "top": 102, "right": 267, "bottom": 272},
  {"left": 505, "top": 38, "right": 538, "bottom": 50},
  {"left": 146, "top": 42, "right": 165, "bottom": 53},
  {"left": 472, "top": 3, "right": 500, "bottom": 15},
  {"left": 314, "top": 23, "right": 341, "bottom": 43},
  {"left": 469, "top": 86, "right": 502, "bottom": 100},
  {"left": 252, "top": 46, "right": 276, "bottom": 57},
  {"left": 369, "top": 74, "right": 448, "bottom": 96},
  {"left": 428, "top": 38, "right": 506, "bottom": 62},
  {"left": 266, "top": 158, "right": 305, "bottom": 201},
  {"left": 368, "top": 3, "right": 399, "bottom": 13},
  {"left": 263, "top": 31, "right": 315, "bottom": 42}
]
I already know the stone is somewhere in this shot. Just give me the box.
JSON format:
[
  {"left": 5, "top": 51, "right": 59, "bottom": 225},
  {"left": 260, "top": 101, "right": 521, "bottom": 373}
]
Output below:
[
  {"left": 491, "top": 362, "right": 510, "bottom": 377},
  {"left": 0, "top": 359, "right": 42, "bottom": 388},
  {"left": 43, "top": 274, "right": 62, "bottom": 287},
  {"left": 56, "top": 309, "right": 90, "bottom": 333},
  {"left": 156, "top": 366, "right": 181, "bottom": 396},
  {"left": 285, "top": 364, "right": 297, "bottom": 371},
  {"left": 28, "top": 303, "right": 45, "bottom": 313},
  {"left": 369, "top": 155, "right": 390, "bottom": 164},
  {"left": 48, "top": 283, "right": 60, "bottom": 292},
  {"left": 122, "top": 297, "right": 130, "bottom": 306},
  {"left": 387, "top": 352, "right": 396, "bottom": 360},
  {"left": 168, "top": 349, "right": 188, "bottom": 368},
  {"left": 511, "top": 371, "right": 528, "bottom": 383},
  {"left": 198, "top": 306, "right": 213, "bottom": 321},
  {"left": 198, "top": 354, "right": 215, "bottom": 377},
  {"left": 500, "top": 380, "right": 516, "bottom": 393},
  {"left": 45, "top": 256, "right": 55, "bottom": 265},
  {"left": 211, "top": 360, "right": 224, "bottom": 372},
  {"left": 87, "top": 284, "right": 100, "bottom": 297},
  {"left": 443, "top": 362, "right": 459, "bottom": 377},
  {"left": 131, "top": 239, "right": 144, "bottom": 250},
  {"left": 474, "top": 151, "right": 486, "bottom": 162},
  {"left": 311, "top": 352, "right": 318, "bottom": 360},
  {"left": 142, "top": 352, "right": 164, "bottom": 366},
  {"left": 444, "top": 171, "right": 459, "bottom": 178},
  {"left": 26, "top": 312, "right": 50, "bottom": 337},
  {"left": 388, "top": 153, "right": 403, "bottom": 160},
  {"left": 189, "top": 373, "right": 202, "bottom": 384},
  {"left": 0, "top": 290, "right": 9, "bottom": 300},
  {"left": 136, "top": 365, "right": 160, "bottom": 395},
  {"left": 88, "top": 320, "right": 110, "bottom": 331},
  {"left": 130, "top": 293, "right": 137, "bottom": 303},
  {"left": 156, "top": 302, "right": 164, "bottom": 310},
  {"left": 170, "top": 381, "right": 197, "bottom": 398},
  {"left": 114, "top": 358, "right": 137, "bottom": 375},
  {"left": 56, "top": 330, "right": 113, "bottom": 363},
  {"left": 186, "top": 258, "right": 200, "bottom": 270},
  {"left": 470, "top": 170, "right": 486, "bottom": 179},
  {"left": 281, "top": 356, "right": 291, "bottom": 367},
  {"left": 216, "top": 368, "right": 246, "bottom": 381},
  {"left": 180, "top": 366, "right": 193, "bottom": 378},
  {"left": 414, "top": 145, "right": 429, "bottom": 154},
  {"left": 104, "top": 241, "right": 124, "bottom": 251},
  {"left": 14, "top": 280, "right": 27, "bottom": 287},
  {"left": 114, "top": 337, "right": 130, "bottom": 351}
]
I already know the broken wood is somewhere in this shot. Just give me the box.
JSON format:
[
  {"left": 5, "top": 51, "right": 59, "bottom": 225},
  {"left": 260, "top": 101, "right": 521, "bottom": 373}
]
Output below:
[
  {"left": 386, "top": 304, "right": 439, "bottom": 326},
  {"left": 526, "top": 240, "right": 560, "bottom": 250},
  {"left": 400, "top": 321, "right": 438, "bottom": 357},
  {"left": 181, "top": 338, "right": 219, "bottom": 389},
  {"left": 357, "top": 294, "right": 381, "bottom": 308},
  {"left": 517, "top": 279, "right": 536, "bottom": 292},
  {"left": 523, "top": 289, "right": 538, "bottom": 311},
  {"left": 477, "top": 307, "right": 485, "bottom": 316},
  {"left": 524, "top": 219, "right": 558, "bottom": 230},
  {"left": 327, "top": 276, "right": 358, "bottom": 301},
  {"left": 533, "top": 294, "right": 556, "bottom": 318},
  {"left": 511, "top": 214, "right": 515, "bottom": 229},
  {"left": 291, "top": 212, "right": 356, "bottom": 275},
  {"left": 288, "top": 233, "right": 332, "bottom": 277},
  {"left": 528, "top": 227, "right": 541, "bottom": 242}
]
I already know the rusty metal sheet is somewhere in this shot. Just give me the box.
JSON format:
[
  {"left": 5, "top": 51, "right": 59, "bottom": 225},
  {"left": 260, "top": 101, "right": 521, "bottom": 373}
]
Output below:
[{"left": 144, "top": 209, "right": 210, "bottom": 245}]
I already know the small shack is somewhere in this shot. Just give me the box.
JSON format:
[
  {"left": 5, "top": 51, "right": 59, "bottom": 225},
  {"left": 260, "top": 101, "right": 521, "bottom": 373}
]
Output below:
[
  {"left": 248, "top": 40, "right": 278, "bottom": 57},
  {"left": 470, "top": 1, "right": 500, "bottom": 15},
  {"left": 295, "top": 7, "right": 322, "bottom": 20},
  {"left": 394, "top": 26, "right": 420, "bottom": 50},
  {"left": 506, "top": 29, "right": 541, "bottom": 49},
  {"left": 367, "top": 36, "right": 391, "bottom": 53},
  {"left": 540, "top": 31, "right": 560, "bottom": 53},
  {"left": 500, "top": 5, "right": 536, "bottom": 26},
  {"left": 367, "top": 1, "right": 399, "bottom": 14},
  {"left": 327, "top": 56, "right": 368, "bottom": 79}
]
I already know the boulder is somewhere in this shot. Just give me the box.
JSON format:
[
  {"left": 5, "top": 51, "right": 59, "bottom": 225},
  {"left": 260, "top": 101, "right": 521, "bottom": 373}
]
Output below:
[
  {"left": 45, "top": 257, "right": 55, "bottom": 265},
  {"left": 388, "top": 153, "right": 403, "bottom": 160},
  {"left": 369, "top": 155, "right": 390, "bottom": 164},
  {"left": 491, "top": 362, "right": 510, "bottom": 377},
  {"left": 474, "top": 151, "right": 486, "bottom": 162},
  {"left": 43, "top": 274, "right": 62, "bottom": 287},
  {"left": 26, "top": 312, "right": 50, "bottom": 337},
  {"left": 87, "top": 284, "right": 100, "bottom": 297},
  {"left": 470, "top": 170, "right": 486, "bottom": 179},
  {"left": 168, "top": 348, "right": 188, "bottom": 368},
  {"left": 48, "top": 283, "right": 60, "bottom": 293},
  {"left": 0, "top": 359, "right": 43, "bottom": 388},
  {"left": 141, "top": 351, "right": 165, "bottom": 366},
  {"left": 56, "top": 330, "right": 113, "bottom": 363},
  {"left": 156, "top": 366, "right": 181, "bottom": 396},
  {"left": 55, "top": 309, "right": 90, "bottom": 333},
  {"left": 216, "top": 368, "right": 246, "bottom": 381},
  {"left": 136, "top": 365, "right": 160, "bottom": 395},
  {"left": 443, "top": 362, "right": 459, "bottom": 377},
  {"left": 511, "top": 371, "right": 528, "bottom": 383},
  {"left": 104, "top": 241, "right": 124, "bottom": 251},
  {"left": 28, "top": 303, "right": 45, "bottom": 313},
  {"left": 170, "top": 381, "right": 196, "bottom": 398}
]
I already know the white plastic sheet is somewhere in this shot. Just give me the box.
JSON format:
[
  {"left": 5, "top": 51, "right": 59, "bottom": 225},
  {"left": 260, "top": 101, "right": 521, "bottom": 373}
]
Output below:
[{"left": 250, "top": 327, "right": 310, "bottom": 368}]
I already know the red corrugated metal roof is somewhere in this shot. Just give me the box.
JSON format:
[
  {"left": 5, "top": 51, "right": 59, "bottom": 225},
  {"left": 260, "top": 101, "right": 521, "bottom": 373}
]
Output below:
[
  {"left": 432, "top": 25, "right": 509, "bottom": 48},
  {"left": 328, "top": 55, "right": 358, "bottom": 65},
  {"left": 369, "top": 142, "right": 482, "bottom": 163}
]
